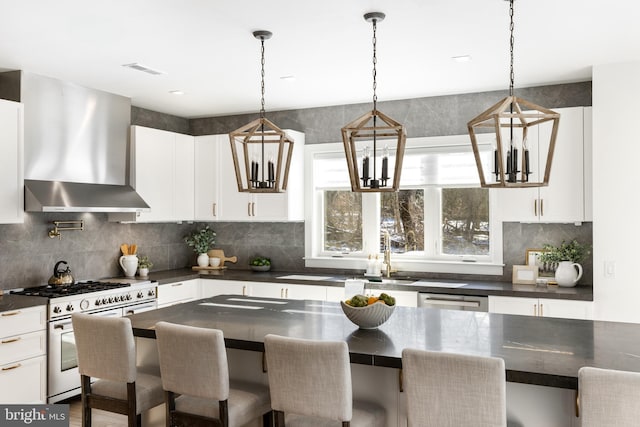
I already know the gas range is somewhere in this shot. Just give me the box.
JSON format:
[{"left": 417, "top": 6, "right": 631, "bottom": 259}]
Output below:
[{"left": 12, "top": 279, "right": 157, "bottom": 320}]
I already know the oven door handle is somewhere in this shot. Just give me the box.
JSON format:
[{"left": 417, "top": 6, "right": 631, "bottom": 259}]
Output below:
[{"left": 53, "top": 320, "right": 73, "bottom": 330}]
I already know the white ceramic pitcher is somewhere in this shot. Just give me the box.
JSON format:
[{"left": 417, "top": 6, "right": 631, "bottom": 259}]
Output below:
[
  {"left": 119, "top": 255, "right": 139, "bottom": 278},
  {"left": 555, "top": 261, "right": 583, "bottom": 287}
]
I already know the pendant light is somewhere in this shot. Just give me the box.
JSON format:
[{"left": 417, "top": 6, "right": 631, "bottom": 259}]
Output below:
[
  {"left": 342, "top": 12, "right": 407, "bottom": 192},
  {"left": 229, "top": 30, "right": 294, "bottom": 193},
  {"left": 467, "top": 0, "right": 560, "bottom": 188}
]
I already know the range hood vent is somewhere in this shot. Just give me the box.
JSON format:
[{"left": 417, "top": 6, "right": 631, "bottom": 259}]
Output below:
[{"left": 24, "top": 180, "right": 150, "bottom": 213}]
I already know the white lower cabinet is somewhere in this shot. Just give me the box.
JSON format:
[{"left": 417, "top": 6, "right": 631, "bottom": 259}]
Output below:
[
  {"left": 250, "top": 282, "right": 327, "bottom": 301},
  {"left": 489, "top": 296, "right": 593, "bottom": 320},
  {"left": 200, "top": 279, "right": 250, "bottom": 298},
  {"left": 0, "top": 305, "right": 47, "bottom": 403},
  {"left": 157, "top": 279, "right": 200, "bottom": 308}
]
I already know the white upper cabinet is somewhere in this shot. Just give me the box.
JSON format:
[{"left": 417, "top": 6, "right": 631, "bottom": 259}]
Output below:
[
  {"left": 0, "top": 99, "right": 24, "bottom": 224},
  {"left": 194, "top": 134, "right": 223, "bottom": 221},
  {"left": 216, "top": 129, "right": 305, "bottom": 221},
  {"left": 127, "top": 126, "right": 195, "bottom": 223},
  {"left": 497, "top": 106, "right": 590, "bottom": 223}
]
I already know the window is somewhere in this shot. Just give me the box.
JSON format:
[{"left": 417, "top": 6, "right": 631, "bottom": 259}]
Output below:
[{"left": 305, "top": 135, "right": 503, "bottom": 275}]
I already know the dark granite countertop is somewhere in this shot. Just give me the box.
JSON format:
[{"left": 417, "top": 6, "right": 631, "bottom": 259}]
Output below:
[
  {"left": 128, "top": 294, "right": 634, "bottom": 390},
  {"left": 148, "top": 268, "right": 593, "bottom": 301},
  {"left": 0, "top": 294, "right": 47, "bottom": 312}
]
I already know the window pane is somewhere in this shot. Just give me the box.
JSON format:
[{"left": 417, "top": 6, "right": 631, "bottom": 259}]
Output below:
[
  {"left": 441, "top": 188, "right": 489, "bottom": 255},
  {"left": 380, "top": 190, "right": 425, "bottom": 253},
  {"left": 324, "top": 191, "right": 362, "bottom": 252}
]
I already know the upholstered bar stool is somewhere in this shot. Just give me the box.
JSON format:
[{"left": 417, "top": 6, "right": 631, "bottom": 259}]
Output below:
[
  {"left": 263, "top": 334, "right": 386, "bottom": 427},
  {"left": 72, "top": 313, "right": 164, "bottom": 427},
  {"left": 402, "top": 348, "right": 506, "bottom": 427},
  {"left": 579, "top": 366, "right": 640, "bottom": 426},
  {"left": 155, "top": 321, "right": 272, "bottom": 427}
]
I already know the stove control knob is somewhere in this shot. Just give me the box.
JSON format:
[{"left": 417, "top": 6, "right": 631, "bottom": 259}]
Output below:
[
  {"left": 109, "top": 297, "right": 115, "bottom": 304},
  {"left": 102, "top": 298, "right": 108, "bottom": 305},
  {"left": 126, "top": 294, "right": 132, "bottom": 300},
  {"left": 66, "top": 304, "right": 74, "bottom": 312},
  {"left": 95, "top": 299, "right": 101, "bottom": 306},
  {"left": 147, "top": 289, "right": 156, "bottom": 297},
  {"left": 80, "top": 300, "right": 90, "bottom": 310},
  {"left": 53, "top": 306, "right": 62, "bottom": 314},
  {"left": 137, "top": 292, "right": 144, "bottom": 299}
]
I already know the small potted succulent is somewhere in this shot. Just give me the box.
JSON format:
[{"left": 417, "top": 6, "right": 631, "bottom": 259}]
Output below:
[
  {"left": 185, "top": 226, "right": 217, "bottom": 267},
  {"left": 250, "top": 256, "right": 271, "bottom": 272},
  {"left": 138, "top": 255, "right": 153, "bottom": 278}
]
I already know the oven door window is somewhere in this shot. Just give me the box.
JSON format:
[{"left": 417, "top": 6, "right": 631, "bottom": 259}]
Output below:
[{"left": 60, "top": 329, "right": 77, "bottom": 371}]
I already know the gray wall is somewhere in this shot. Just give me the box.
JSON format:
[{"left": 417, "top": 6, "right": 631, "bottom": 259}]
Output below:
[{"left": 0, "top": 82, "right": 593, "bottom": 290}]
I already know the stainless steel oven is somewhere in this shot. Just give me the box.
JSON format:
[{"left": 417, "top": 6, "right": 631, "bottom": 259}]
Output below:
[{"left": 12, "top": 279, "right": 158, "bottom": 403}]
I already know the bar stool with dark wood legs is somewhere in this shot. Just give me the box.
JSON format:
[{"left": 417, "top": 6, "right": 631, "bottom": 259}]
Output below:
[
  {"left": 402, "top": 348, "right": 507, "bottom": 427},
  {"left": 72, "top": 313, "right": 164, "bottom": 427},
  {"left": 264, "top": 334, "right": 386, "bottom": 427},
  {"left": 155, "top": 321, "right": 272, "bottom": 427}
]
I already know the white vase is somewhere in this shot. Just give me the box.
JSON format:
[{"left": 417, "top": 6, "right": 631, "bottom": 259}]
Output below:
[
  {"left": 197, "top": 253, "right": 209, "bottom": 267},
  {"left": 138, "top": 267, "right": 149, "bottom": 278},
  {"left": 119, "top": 255, "right": 138, "bottom": 278},
  {"left": 555, "top": 261, "right": 583, "bottom": 287}
]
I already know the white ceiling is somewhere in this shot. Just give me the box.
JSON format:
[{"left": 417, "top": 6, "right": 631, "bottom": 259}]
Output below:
[{"left": 2, "top": 1, "right": 639, "bottom": 118}]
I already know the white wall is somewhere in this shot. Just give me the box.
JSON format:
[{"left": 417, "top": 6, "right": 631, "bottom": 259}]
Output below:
[{"left": 593, "top": 61, "right": 640, "bottom": 322}]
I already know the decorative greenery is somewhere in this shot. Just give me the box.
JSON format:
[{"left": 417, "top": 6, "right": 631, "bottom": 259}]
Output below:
[
  {"left": 538, "top": 240, "right": 591, "bottom": 264},
  {"left": 184, "top": 226, "right": 217, "bottom": 254},
  {"left": 138, "top": 255, "right": 153, "bottom": 269}
]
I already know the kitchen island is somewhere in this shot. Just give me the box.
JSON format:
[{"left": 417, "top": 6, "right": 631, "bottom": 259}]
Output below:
[{"left": 128, "top": 294, "right": 633, "bottom": 426}]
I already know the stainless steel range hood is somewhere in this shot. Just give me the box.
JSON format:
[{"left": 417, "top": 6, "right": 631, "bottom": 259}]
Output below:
[
  {"left": 24, "top": 180, "right": 149, "bottom": 212},
  {"left": 0, "top": 71, "right": 150, "bottom": 213}
]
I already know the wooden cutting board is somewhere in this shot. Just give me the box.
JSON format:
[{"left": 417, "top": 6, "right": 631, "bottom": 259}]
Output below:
[{"left": 207, "top": 249, "right": 238, "bottom": 267}]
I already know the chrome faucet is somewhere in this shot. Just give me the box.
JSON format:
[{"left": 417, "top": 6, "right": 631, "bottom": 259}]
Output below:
[{"left": 383, "top": 231, "right": 396, "bottom": 278}]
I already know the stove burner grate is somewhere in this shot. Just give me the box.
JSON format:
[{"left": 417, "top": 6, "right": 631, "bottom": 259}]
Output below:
[{"left": 13, "top": 281, "right": 131, "bottom": 298}]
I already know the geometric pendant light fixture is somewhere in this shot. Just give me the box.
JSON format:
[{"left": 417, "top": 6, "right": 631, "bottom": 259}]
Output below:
[
  {"left": 229, "top": 30, "right": 294, "bottom": 193},
  {"left": 342, "top": 12, "right": 407, "bottom": 192},
  {"left": 467, "top": 0, "right": 560, "bottom": 188}
]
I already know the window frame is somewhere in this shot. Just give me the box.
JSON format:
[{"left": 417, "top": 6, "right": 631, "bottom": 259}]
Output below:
[{"left": 304, "top": 135, "right": 504, "bottom": 275}]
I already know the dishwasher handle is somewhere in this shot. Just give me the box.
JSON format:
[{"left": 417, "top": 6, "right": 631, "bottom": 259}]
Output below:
[{"left": 422, "top": 298, "right": 481, "bottom": 308}]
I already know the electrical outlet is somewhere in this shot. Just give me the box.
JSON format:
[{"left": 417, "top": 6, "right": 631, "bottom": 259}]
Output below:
[{"left": 604, "top": 261, "right": 616, "bottom": 278}]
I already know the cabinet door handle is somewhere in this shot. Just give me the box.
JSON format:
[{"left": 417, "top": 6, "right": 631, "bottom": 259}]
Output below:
[
  {"left": 533, "top": 304, "right": 538, "bottom": 316},
  {"left": 540, "top": 303, "right": 544, "bottom": 317},
  {"left": 2, "top": 363, "right": 21, "bottom": 371},
  {"left": 534, "top": 200, "right": 538, "bottom": 217},
  {"left": 1, "top": 311, "right": 20, "bottom": 317},
  {"left": 212, "top": 203, "right": 217, "bottom": 217},
  {"left": 242, "top": 286, "right": 247, "bottom": 296},
  {"left": 285, "top": 288, "right": 289, "bottom": 299},
  {"left": 248, "top": 202, "right": 251, "bottom": 217},
  {"left": 280, "top": 288, "right": 284, "bottom": 298},
  {"left": 171, "top": 283, "right": 183, "bottom": 287},
  {"left": 1, "top": 337, "right": 21, "bottom": 344},
  {"left": 252, "top": 202, "right": 256, "bottom": 217},
  {"left": 540, "top": 199, "right": 544, "bottom": 217}
]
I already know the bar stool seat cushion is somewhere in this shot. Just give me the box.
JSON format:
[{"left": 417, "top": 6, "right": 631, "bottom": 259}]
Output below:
[
  {"left": 284, "top": 400, "right": 386, "bottom": 427},
  {"left": 90, "top": 373, "right": 164, "bottom": 414},
  {"left": 172, "top": 380, "right": 271, "bottom": 426}
]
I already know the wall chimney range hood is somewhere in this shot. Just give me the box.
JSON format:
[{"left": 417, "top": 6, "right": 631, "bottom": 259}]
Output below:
[
  {"left": 0, "top": 71, "right": 150, "bottom": 214},
  {"left": 24, "top": 180, "right": 149, "bottom": 213}
]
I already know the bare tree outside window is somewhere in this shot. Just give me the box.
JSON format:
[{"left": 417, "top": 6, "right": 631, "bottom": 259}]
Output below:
[
  {"left": 380, "top": 190, "right": 425, "bottom": 253},
  {"left": 324, "top": 191, "right": 362, "bottom": 252},
  {"left": 441, "top": 188, "right": 489, "bottom": 255}
]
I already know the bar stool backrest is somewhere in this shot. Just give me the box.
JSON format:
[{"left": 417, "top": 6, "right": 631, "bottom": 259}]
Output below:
[
  {"left": 579, "top": 366, "right": 640, "bottom": 427},
  {"left": 264, "top": 334, "right": 352, "bottom": 422},
  {"left": 402, "top": 348, "right": 506, "bottom": 427}
]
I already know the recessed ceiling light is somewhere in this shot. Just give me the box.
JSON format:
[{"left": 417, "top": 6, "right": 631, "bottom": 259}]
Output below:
[
  {"left": 122, "top": 63, "right": 166, "bottom": 75},
  {"left": 452, "top": 55, "right": 472, "bottom": 63},
  {"left": 169, "top": 90, "right": 184, "bottom": 95},
  {"left": 279, "top": 75, "right": 296, "bottom": 81}
]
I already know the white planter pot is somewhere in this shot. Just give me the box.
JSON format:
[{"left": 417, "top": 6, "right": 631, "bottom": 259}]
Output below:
[{"left": 197, "top": 253, "right": 209, "bottom": 267}]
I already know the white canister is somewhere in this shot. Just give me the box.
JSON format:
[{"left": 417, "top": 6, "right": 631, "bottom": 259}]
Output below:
[{"left": 119, "top": 255, "right": 139, "bottom": 278}]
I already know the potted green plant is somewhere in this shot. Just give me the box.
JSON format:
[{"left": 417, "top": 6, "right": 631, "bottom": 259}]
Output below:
[
  {"left": 538, "top": 240, "right": 591, "bottom": 287},
  {"left": 185, "top": 226, "right": 217, "bottom": 267},
  {"left": 138, "top": 255, "right": 153, "bottom": 278}
]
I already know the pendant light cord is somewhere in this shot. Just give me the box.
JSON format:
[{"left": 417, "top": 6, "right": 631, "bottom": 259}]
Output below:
[
  {"left": 509, "top": 0, "right": 515, "bottom": 97},
  {"left": 260, "top": 37, "right": 266, "bottom": 119},
  {"left": 372, "top": 18, "right": 378, "bottom": 113}
]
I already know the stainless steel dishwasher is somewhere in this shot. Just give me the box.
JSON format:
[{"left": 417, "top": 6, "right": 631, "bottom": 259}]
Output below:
[{"left": 418, "top": 293, "right": 488, "bottom": 312}]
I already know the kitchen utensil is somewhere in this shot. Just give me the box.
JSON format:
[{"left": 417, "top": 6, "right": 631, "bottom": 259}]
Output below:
[
  {"left": 48, "top": 260, "right": 74, "bottom": 285},
  {"left": 207, "top": 249, "right": 237, "bottom": 267},
  {"left": 121, "top": 243, "right": 129, "bottom": 255}
]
